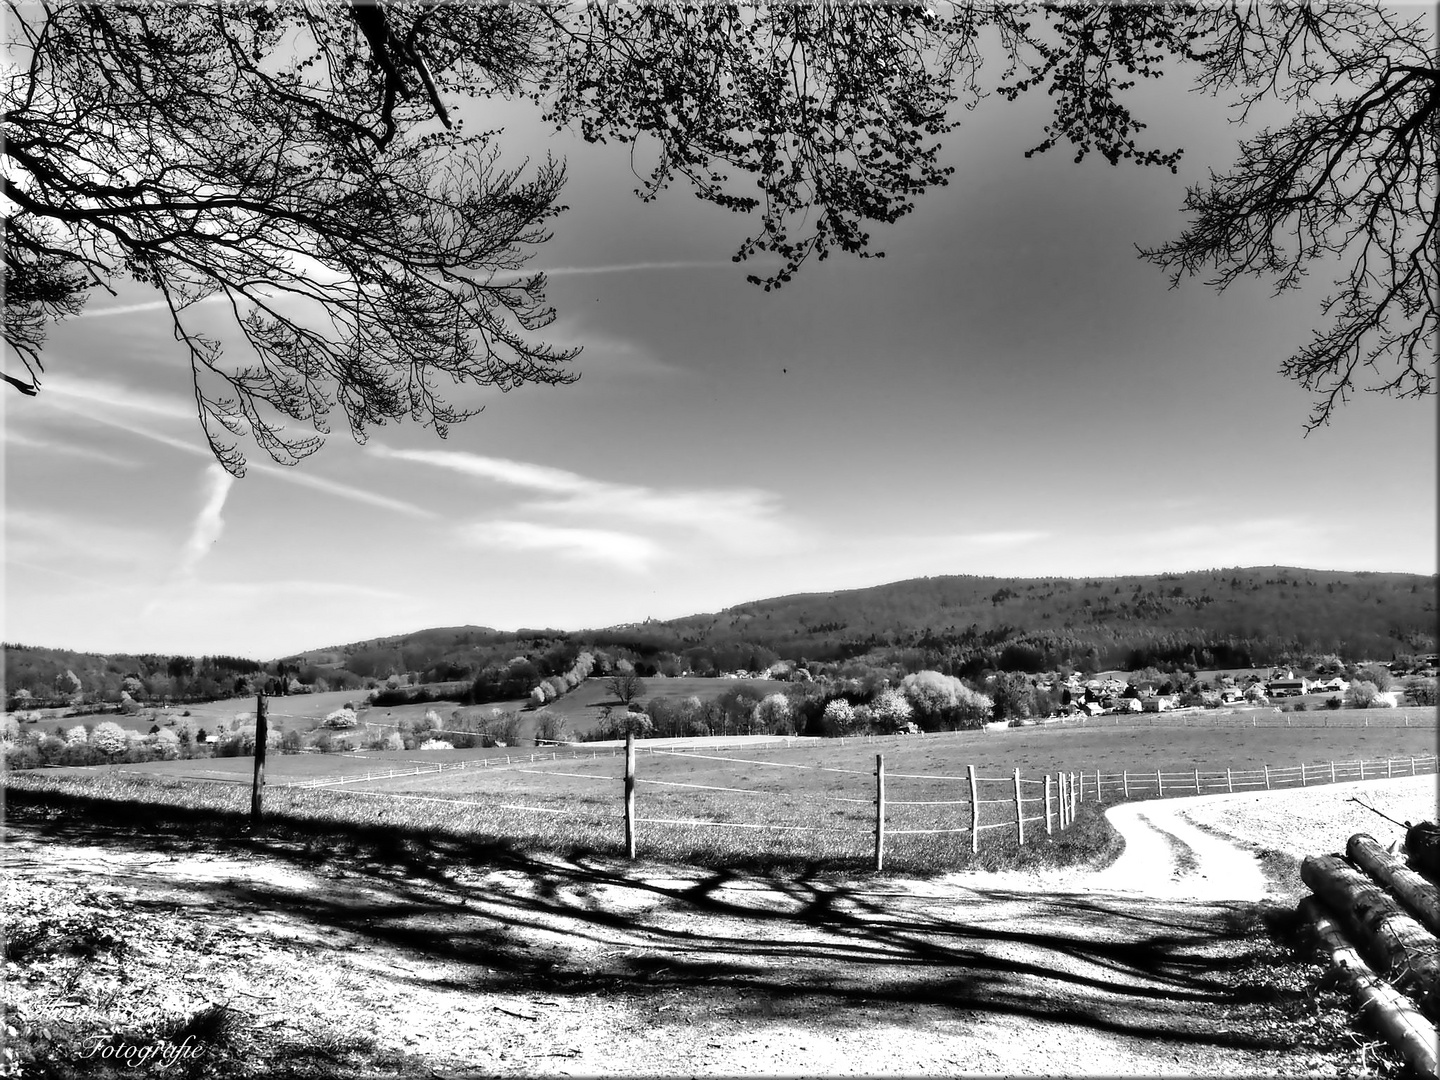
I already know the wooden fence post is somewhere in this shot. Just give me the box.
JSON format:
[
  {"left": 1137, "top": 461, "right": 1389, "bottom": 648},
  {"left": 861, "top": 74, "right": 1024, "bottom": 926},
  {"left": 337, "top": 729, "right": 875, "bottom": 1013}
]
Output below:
[
  {"left": 1045, "top": 774, "right": 1053, "bottom": 835},
  {"left": 1095, "top": 770, "right": 1100, "bottom": 802},
  {"left": 1122, "top": 770, "right": 1129, "bottom": 799},
  {"left": 250, "top": 693, "right": 267, "bottom": 826},
  {"left": 1226, "top": 767, "right": 1233, "bottom": 793},
  {"left": 624, "top": 732, "right": 636, "bottom": 860},
  {"left": 1156, "top": 768, "right": 1163, "bottom": 797},
  {"left": 1013, "top": 768, "right": 1024, "bottom": 846},
  {"left": 1330, "top": 760, "right": 1336, "bottom": 783},
  {"left": 1412, "top": 757, "right": 1417, "bottom": 776},
  {"left": 1388, "top": 758, "right": 1393, "bottom": 779},
  {"left": 968, "top": 764, "right": 980, "bottom": 854},
  {"left": 1263, "top": 764, "right": 1271, "bottom": 789},
  {"left": 875, "top": 755, "right": 886, "bottom": 871},
  {"left": 1301, "top": 763, "right": 1307, "bottom": 786},
  {"left": 1077, "top": 771, "right": 1084, "bottom": 804},
  {"left": 1194, "top": 767, "right": 1200, "bottom": 794},
  {"left": 1070, "top": 771, "right": 1077, "bottom": 820}
]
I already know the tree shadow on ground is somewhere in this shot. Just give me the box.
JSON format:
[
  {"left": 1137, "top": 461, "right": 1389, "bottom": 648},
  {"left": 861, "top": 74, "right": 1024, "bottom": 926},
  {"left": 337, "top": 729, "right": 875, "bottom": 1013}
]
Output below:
[{"left": 5, "top": 786, "right": 1313, "bottom": 1055}]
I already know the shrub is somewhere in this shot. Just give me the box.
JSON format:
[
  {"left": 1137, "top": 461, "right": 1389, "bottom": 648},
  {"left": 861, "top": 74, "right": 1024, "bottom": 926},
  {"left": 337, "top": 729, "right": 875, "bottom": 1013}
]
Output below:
[
  {"left": 280, "top": 729, "right": 303, "bottom": 753},
  {"left": 869, "top": 688, "right": 912, "bottom": 731},
  {"left": 418, "top": 739, "right": 453, "bottom": 750},
  {"left": 323, "top": 707, "right": 358, "bottom": 730},
  {"left": 1345, "top": 680, "right": 1381, "bottom": 709},
  {"left": 1325, "top": 696, "right": 1343, "bottom": 710},
  {"left": 88, "top": 721, "right": 128, "bottom": 757},
  {"left": 752, "top": 693, "right": 795, "bottom": 735}
]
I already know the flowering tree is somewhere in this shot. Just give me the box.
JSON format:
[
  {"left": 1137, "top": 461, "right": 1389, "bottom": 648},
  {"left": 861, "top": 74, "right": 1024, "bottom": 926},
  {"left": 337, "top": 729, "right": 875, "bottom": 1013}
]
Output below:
[
  {"left": 870, "top": 688, "right": 914, "bottom": 731},
  {"left": 88, "top": 721, "right": 128, "bottom": 757},
  {"left": 323, "top": 707, "right": 358, "bottom": 730}
]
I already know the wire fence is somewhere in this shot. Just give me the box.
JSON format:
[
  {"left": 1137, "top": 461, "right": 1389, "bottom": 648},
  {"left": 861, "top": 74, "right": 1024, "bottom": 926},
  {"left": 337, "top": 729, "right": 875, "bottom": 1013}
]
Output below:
[{"left": 284, "top": 736, "right": 1439, "bottom": 870}]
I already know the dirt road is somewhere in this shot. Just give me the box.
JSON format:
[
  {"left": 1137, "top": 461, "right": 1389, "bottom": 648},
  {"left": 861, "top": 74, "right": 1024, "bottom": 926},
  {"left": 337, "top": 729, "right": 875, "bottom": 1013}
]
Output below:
[{"left": 4, "top": 775, "right": 1433, "bottom": 1076}]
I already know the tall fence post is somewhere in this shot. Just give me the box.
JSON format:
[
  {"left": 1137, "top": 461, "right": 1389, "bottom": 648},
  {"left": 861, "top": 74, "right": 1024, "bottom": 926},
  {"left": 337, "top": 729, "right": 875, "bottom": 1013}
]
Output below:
[
  {"left": 874, "top": 754, "right": 886, "bottom": 872},
  {"left": 1013, "top": 768, "right": 1025, "bottom": 846},
  {"left": 624, "top": 731, "right": 636, "bottom": 860},
  {"left": 1070, "top": 771, "right": 1077, "bottom": 820},
  {"left": 1226, "top": 767, "right": 1233, "bottom": 793},
  {"left": 1094, "top": 770, "right": 1101, "bottom": 802},
  {"left": 1045, "top": 774, "right": 1054, "bottom": 835},
  {"left": 1193, "top": 767, "right": 1200, "bottom": 794},
  {"left": 1263, "top": 764, "right": 1271, "bottom": 790},
  {"left": 1058, "top": 772, "right": 1067, "bottom": 829},
  {"left": 1156, "top": 769, "right": 1163, "bottom": 797},
  {"left": 969, "top": 764, "right": 980, "bottom": 853},
  {"left": 1330, "top": 760, "right": 1336, "bottom": 783},
  {"left": 250, "top": 692, "right": 267, "bottom": 826},
  {"left": 1122, "top": 770, "right": 1129, "bottom": 799}
]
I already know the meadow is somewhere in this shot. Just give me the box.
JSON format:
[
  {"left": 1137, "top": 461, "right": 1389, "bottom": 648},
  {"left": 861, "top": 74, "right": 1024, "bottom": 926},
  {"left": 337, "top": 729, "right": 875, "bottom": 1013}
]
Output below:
[{"left": 19, "top": 708, "right": 1435, "bottom": 875}]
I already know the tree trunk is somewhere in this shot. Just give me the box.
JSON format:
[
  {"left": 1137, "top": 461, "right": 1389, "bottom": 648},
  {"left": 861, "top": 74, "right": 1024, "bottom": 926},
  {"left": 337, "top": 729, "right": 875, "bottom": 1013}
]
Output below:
[
  {"left": 1302, "top": 854, "right": 1440, "bottom": 1019},
  {"left": 1300, "top": 896, "right": 1439, "bottom": 1080},
  {"left": 1349, "top": 833, "right": 1440, "bottom": 937}
]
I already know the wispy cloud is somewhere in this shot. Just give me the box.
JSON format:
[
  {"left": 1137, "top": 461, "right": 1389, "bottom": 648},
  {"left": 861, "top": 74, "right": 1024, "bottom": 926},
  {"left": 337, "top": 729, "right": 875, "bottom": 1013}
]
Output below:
[
  {"left": 74, "top": 295, "right": 227, "bottom": 319},
  {"left": 4, "top": 507, "right": 159, "bottom": 569},
  {"left": 175, "top": 465, "right": 234, "bottom": 579},
  {"left": 458, "top": 520, "right": 661, "bottom": 569},
  {"left": 369, "top": 445, "right": 800, "bottom": 554},
  {"left": 35, "top": 383, "right": 435, "bottom": 518},
  {"left": 2, "top": 427, "right": 141, "bottom": 467},
  {"left": 46, "top": 374, "right": 195, "bottom": 419}
]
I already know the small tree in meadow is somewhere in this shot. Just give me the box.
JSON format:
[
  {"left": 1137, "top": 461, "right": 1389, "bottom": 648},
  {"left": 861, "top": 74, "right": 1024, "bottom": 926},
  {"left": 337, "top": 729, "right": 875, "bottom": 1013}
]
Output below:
[
  {"left": 89, "top": 721, "right": 128, "bottom": 757},
  {"left": 752, "top": 692, "right": 795, "bottom": 735},
  {"left": 869, "top": 688, "right": 913, "bottom": 731},
  {"left": 323, "top": 707, "right": 358, "bottom": 730},
  {"left": 1346, "top": 680, "right": 1381, "bottom": 709}
]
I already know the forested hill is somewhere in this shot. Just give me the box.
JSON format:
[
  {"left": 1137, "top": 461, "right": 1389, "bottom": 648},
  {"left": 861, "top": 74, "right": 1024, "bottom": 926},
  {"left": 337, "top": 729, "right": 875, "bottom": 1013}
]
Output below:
[
  {"left": 656, "top": 566, "right": 1436, "bottom": 670},
  {"left": 6, "top": 567, "right": 1436, "bottom": 704}
]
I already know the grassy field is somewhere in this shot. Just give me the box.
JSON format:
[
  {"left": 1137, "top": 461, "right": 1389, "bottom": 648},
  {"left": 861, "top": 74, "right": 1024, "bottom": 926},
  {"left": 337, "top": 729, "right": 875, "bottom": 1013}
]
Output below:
[{"left": 24, "top": 711, "right": 1434, "bottom": 875}]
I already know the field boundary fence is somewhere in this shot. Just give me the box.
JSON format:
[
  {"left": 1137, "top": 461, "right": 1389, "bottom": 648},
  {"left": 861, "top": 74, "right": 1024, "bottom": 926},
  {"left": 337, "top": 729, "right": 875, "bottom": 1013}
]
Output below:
[
  {"left": 290, "top": 733, "right": 1438, "bottom": 870},
  {"left": 1037, "top": 708, "right": 1435, "bottom": 731}
]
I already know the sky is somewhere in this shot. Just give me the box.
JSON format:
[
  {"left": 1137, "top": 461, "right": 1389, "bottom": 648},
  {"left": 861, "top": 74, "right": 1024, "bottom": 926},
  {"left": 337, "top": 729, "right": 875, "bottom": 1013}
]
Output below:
[{"left": 4, "top": 11, "right": 1436, "bottom": 660}]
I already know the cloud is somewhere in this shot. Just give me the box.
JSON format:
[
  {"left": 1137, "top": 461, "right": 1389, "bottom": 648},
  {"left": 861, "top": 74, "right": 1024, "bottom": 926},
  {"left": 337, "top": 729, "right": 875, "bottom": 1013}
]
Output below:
[
  {"left": 2, "top": 427, "right": 141, "bottom": 468},
  {"left": 368, "top": 445, "right": 800, "bottom": 554},
  {"left": 35, "top": 384, "right": 435, "bottom": 518},
  {"left": 46, "top": 374, "right": 195, "bottom": 419},
  {"left": 175, "top": 465, "right": 234, "bottom": 579},
  {"left": 4, "top": 507, "right": 160, "bottom": 570},
  {"left": 458, "top": 520, "right": 662, "bottom": 569}
]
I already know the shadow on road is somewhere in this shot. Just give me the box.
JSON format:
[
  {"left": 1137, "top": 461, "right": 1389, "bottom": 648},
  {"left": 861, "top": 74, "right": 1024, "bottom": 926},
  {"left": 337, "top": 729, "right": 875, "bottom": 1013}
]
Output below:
[{"left": 5, "top": 785, "right": 1315, "bottom": 1056}]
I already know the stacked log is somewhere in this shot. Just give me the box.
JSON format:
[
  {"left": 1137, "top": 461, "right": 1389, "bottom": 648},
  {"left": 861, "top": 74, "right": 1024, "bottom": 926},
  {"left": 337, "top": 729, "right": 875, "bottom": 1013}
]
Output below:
[{"left": 1298, "top": 824, "right": 1440, "bottom": 1080}]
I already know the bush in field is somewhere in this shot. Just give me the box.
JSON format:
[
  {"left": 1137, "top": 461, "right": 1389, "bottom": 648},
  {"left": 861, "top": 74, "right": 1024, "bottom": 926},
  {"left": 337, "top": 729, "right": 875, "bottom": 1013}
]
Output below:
[
  {"left": 1404, "top": 677, "right": 1438, "bottom": 706},
  {"left": 149, "top": 728, "right": 181, "bottom": 759},
  {"left": 88, "top": 721, "right": 129, "bottom": 757},
  {"left": 1358, "top": 666, "right": 1393, "bottom": 692},
  {"left": 900, "top": 671, "right": 992, "bottom": 730},
  {"left": 419, "top": 739, "right": 453, "bottom": 750},
  {"left": 869, "top": 688, "right": 913, "bottom": 731},
  {"left": 820, "top": 698, "right": 865, "bottom": 737},
  {"left": 323, "top": 707, "right": 358, "bottom": 730},
  {"left": 752, "top": 693, "right": 795, "bottom": 736},
  {"left": 1345, "top": 680, "right": 1381, "bottom": 709},
  {"left": 534, "top": 712, "right": 568, "bottom": 744}
]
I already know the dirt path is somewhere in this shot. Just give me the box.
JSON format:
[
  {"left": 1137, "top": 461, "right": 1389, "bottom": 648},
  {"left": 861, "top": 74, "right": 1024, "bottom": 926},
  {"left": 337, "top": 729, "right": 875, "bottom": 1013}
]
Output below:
[{"left": 4, "top": 775, "right": 1433, "bottom": 1077}]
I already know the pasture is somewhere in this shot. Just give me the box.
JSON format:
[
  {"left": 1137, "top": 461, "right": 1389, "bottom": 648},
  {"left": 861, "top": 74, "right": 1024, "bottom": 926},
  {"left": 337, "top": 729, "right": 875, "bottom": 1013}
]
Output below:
[{"left": 33, "top": 708, "right": 1437, "bottom": 874}]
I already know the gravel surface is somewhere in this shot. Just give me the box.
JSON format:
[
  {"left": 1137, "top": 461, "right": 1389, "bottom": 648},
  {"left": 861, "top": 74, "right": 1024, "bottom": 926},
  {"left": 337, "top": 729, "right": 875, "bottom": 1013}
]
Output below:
[{"left": 5, "top": 774, "right": 1436, "bottom": 1077}]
